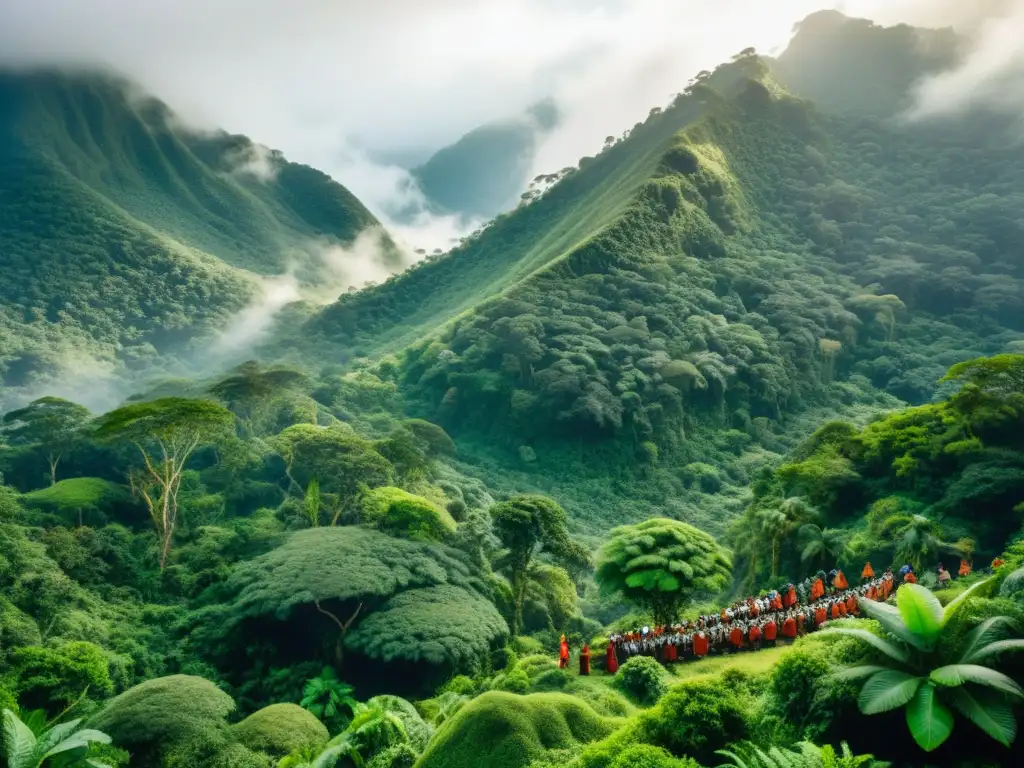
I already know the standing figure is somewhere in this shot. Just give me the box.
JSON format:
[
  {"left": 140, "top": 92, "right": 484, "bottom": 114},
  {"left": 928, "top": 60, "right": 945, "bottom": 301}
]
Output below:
[
  {"left": 579, "top": 644, "right": 591, "bottom": 675},
  {"left": 938, "top": 565, "right": 952, "bottom": 589},
  {"left": 559, "top": 635, "right": 570, "bottom": 669},
  {"left": 861, "top": 562, "right": 875, "bottom": 582},
  {"left": 958, "top": 559, "right": 972, "bottom": 578},
  {"left": 605, "top": 640, "right": 618, "bottom": 675}
]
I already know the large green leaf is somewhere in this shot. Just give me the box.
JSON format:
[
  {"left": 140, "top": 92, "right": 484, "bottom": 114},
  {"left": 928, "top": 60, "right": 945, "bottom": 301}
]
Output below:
[
  {"left": 820, "top": 628, "right": 910, "bottom": 664},
  {"left": 896, "top": 584, "right": 944, "bottom": 643},
  {"left": 942, "top": 577, "right": 992, "bottom": 621},
  {"left": 858, "top": 670, "right": 923, "bottom": 715},
  {"left": 2, "top": 709, "right": 37, "bottom": 768},
  {"left": 39, "top": 728, "right": 111, "bottom": 762},
  {"left": 957, "top": 617, "right": 1015, "bottom": 664},
  {"left": 948, "top": 687, "right": 1017, "bottom": 748},
  {"left": 906, "top": 682, "right": 954, "bottom": 752},
  {"left": 961, "top": 638, "right": 1024, "bottom": 665},
  {"left": 831, "top": 664, "right": 891, "bottom": 683},
  {"left": 856, "top": 598, "right": 927, "bottom": 650},
  {"left": 930, "top": 665, "right": 1024, "bottom": 698}
]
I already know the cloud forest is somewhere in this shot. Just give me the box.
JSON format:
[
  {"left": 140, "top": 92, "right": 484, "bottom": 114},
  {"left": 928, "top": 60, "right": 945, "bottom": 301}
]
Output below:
[{"left": 1, "top": 5, "right": 1023, "bottom": 768}]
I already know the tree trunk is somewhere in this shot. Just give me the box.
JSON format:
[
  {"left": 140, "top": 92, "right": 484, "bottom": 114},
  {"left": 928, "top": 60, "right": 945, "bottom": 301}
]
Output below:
[{"left": 48, "top": 453, "right": 60, "bottom": 486}]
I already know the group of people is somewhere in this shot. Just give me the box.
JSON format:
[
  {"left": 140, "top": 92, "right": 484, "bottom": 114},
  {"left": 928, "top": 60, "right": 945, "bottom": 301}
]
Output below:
[
  {"left": 599, "top": 563, "right": 905, "bottom": 674},
  {"left": 557, "top": 556, "right": 995, "bottom": 674}
]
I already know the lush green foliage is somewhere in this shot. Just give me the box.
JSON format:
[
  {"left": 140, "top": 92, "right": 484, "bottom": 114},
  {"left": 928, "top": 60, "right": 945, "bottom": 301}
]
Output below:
[
  {"left": 596, "top": 518, "right": 731, "bottom": 625},
  {"left": 231, "top": 703, "right": 328, "bottom": 758},
  {"left": 1, "top": 708, "right": 112, "bottom": 768},
  {"left": 613, "top": 657, "right": 669, "bottom": 705},
  {"left": 416, "top": 692, "right": 616, "bottom": 768},
  {"left": 828, "top": 583, "right": 1024, "bottom": 751}
]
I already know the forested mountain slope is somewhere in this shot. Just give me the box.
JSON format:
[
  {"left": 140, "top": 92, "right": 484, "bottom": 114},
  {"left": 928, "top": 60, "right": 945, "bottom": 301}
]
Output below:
[
  {"left": 0, "top": 69, "right": 391, "bottom": 395},
  {"left": 292, "top": 34, "right": 1023, "bottom": 537}
]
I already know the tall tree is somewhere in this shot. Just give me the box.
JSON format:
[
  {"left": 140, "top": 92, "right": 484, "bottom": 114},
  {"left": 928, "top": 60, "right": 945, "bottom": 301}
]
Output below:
[
  {"left": 799, "top": 524, "right": 849, "bottom": 572},
  {"left": 270, "top": 424, "right": 394, "bottom": 526},
  {"left": 93, "top": 398, "right": 234, "bottom": 569},
  {"left": 596, "top": 517, "right": 732, "bottom": 627},
  {"left": 489, "top": 495, "right": 590, "bottom": 636},
  {"left": 208, "top": 360, "right": 309, "bottom": 436},
  {"left": 1, "top": 397, "right": 91, "bottom": 486}
]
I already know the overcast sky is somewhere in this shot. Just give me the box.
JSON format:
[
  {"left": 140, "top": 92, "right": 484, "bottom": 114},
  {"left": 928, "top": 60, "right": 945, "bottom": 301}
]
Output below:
[{"left": 1, "top": 0, "right": 1020, "bottom": 246}]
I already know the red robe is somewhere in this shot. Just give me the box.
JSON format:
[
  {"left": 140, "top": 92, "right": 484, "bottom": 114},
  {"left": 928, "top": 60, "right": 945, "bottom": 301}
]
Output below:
[
  {"left": 838, "top": 601, "right": 847, "bottom": 618},
  {"left": 605, "top": 642, "right": 618, "bottom": 674},
  {"left": 771, "top": 594, "right": 783, "bottom": 611},
  {"left": 861, "top": 563, "right": 875, "bottom": 580},
  {"left": 784, "top": 586, "right": 797, "bottom": 608},
  {"left": 694, "top": 633, "right": 709, "bottom": 657},
  {"left": 811, "top": 578, "right": 825, "bottom": 600},
  {"left": 579, "top": 645, "right": 591, "bottom": 675},
  {"left": 993, "top": 558, "right": 1005, "bottom": 569},
  {"left": 959, "top": 560, "right": 972, "bottom": 577},
  {"left": 867, "top": 585, "right": 877, "bottom": 601},
  {"left": 764, "top": 620, "right": 777, "bottom": 641},
  {"left": 730, "top": 627, "right": 743, "bottom": 648},
  {"left": 815, "top": 607, "right": 827, "bottom": 627},
  {"left": 782, "top": 617, "right": 797, "bottom": 639},
  {"left": 749, "top": 625, "right": 762, "bottom": 644},
  {"left": 833, "top": 571, "right": 849, "bottom": 590},
  {"left": 831, "top": 602, "right": 841, "bottom": 620},
  {"left": 904, "top": 572, "right": 917, "bottom": 584},
  {"left": 664, "top": 642, "right": 677, "bottom": 663},
  {"left": 559, "top": 638, "right": 570, "bottom": 669},
  {"left": 796, "top": 613, "right": 806, "bottom": 634},
  {"left": 846, "top": 595, "right": 858, "bottom": 615}
]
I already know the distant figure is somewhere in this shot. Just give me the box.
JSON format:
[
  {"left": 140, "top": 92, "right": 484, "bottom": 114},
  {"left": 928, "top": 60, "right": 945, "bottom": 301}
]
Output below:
[
  {"left": 959, "top": 559, "right": 972, "bottom": 578},
  {"left": 938, "top": 566, "right": 952, "bottom": 588},
  {"left": 605, "top": 640, "right": 618, "bottom": 674},
  {"left": 579, "top": 644, "right": 591, "bottom": 675},
  {"left": 861, "top": 562, "right": 875, "bottom": 581},
  {"left": 833, "top": 570, "right": 849, "bottom": 590},
  {"left": 559, "top": 635, "right": 569, "bottom": 669},
  {"left": 811, "top": 577, "right": 825, "bottom": 601},
  {"left": 693, "top": 631, "right": 709, "bottom": 658},
  {"left": 992, "top": 557, "right": 1005, "bottom": 570},
  {"left": 783, "top": 584, "right": 797, "bottom": 608},
  {"left": 782, "top": 615, "right": 797, "bottom": 640},
  {"left": 901, "top": 565, "right": 917, "bottom": 584}
]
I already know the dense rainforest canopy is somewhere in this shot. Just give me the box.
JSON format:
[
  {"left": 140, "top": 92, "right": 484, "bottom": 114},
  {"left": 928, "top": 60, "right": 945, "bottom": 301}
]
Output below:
[{"left": 1, "top": 9, "right": 1023, "bottom": 768}]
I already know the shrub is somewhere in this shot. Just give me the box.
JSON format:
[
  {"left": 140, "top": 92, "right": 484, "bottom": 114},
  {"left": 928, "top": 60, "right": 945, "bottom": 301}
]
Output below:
[
  {"left": 367, "top": 742, "right": 419, "bottom": 768},
  {"left": 441, "top": 675, "right": 477, "bottom": 697},
  {"left": 609, "top": 744, "right": 699, "bottom": 768},
  {"left": 232, "top": 703, "right": 328, "bottom": 758},
  {"left": 360, "top": 486, "right": 457, "bottom": 541},
  {"left": 416, "top": 692, "right": 615, "bottom": 768},
  {"left": 9, "top": 640, "right": 114, "bottom": 712},
  {"left": 368, "top": 695, "right": 434, "bottom": 752},
  {"left": 614, "top": 657, "right": 669, "bottom": 705},
  {"left": 499, "top": 667, "right": 530, "bottom": 694},
  {"left": 998, "top": 566, "right": 1024, "bottom": 601},
  {"left": 636, "top": 677, "right": 749, "bottom": 765},
  {"left": 88, "top": 675, "right": 235, "bottom": 762}
]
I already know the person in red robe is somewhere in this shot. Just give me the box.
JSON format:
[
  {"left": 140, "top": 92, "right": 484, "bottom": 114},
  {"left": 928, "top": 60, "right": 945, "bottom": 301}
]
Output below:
[
  {"left": 694, "top": 632, "right": 709, "bottom": 658},
  {"left": 861, "top": 562, "right": 875, "bottom": 582},
  {"left": 749, "top": 623, "right": 762, "bottom": 651},
  {"left": 771, "top": 592, "right": 783, "bottom": 611},
  {"left": 784, "top": 585, "right": 797, "bottom": 608},
  {"left": 559, "top": 635, "right": 570, "bottom": 669},
  {"left": 904, "top": 570, "right": 917, "bottom": 585},
  {"left": 833, "top": 570, "right": 849, "bottom": 590},
  {"left": 846, "top": 594, "right": 857, "bottom": 615},
  {"left": 605, "top": 641, "right": 618, "bottom": 674},
  {"left": 815, "top": 606, "right": 827, "bottom": 627},
  {"left": 782, "top": 616, "right": 797, "bottom": 640},
  {"left": 867, "top": 584, "right": 877, "bottom": 601},
  {"left": 811, "top": 578, "right": 825, "bottom": 601},
  {"left": 830, "top": 601, "right": 841, "bottom": 621},
  {"left": 838, "top": 600, "right": 847, "bottom": 618},
  {"left": 579, "top": 644, "right": 591, "bottom": 675},
  {"left": 729, "top": 626, "right": 743, "bottom": 653},
  {"left": 959, "top": 559, "right": 972, "bottom": 577},
  {"left": 796, "top": 612, "right": 806, "bottom": 635},
  {"left": 764, "top": 619, "right": 777, "bottom": 647}
]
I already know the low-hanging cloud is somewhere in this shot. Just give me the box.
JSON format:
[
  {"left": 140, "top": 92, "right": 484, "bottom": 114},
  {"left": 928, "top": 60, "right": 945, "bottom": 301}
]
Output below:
[
  {"left": 0, "top": 0, "right": 1020, "bottom": 240},
  {"left": 906, "top": 0, "right": 1024, "bottom": 120}
]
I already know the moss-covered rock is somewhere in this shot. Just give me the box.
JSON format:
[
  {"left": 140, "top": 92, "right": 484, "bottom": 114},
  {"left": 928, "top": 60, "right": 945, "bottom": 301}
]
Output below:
[{"left": 232, "top": 703, "right": 328, "bottom": 758}]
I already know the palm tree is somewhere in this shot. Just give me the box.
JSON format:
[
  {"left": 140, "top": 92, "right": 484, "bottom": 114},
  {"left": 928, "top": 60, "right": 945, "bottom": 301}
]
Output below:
[
  {"left": 301, "top": 667, "right": 358, "bottom": 723},
  {"left": 799, "top": 524, "right": 849, "bottom": 572},
  {"left": 883, "top": 515, "right": 965, "bottom": 573},
  {"left": 827, "top": 580, "right": 1024, "bottom": 751},
  {"left": 757, "top": 509, "right": 789, "bottom": 579},
  {"left": 715, "top": 739, "right": 886, "bottom": 768},
  {"left": 1, "top": 708, "right": 112, "bottom": 768}
]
